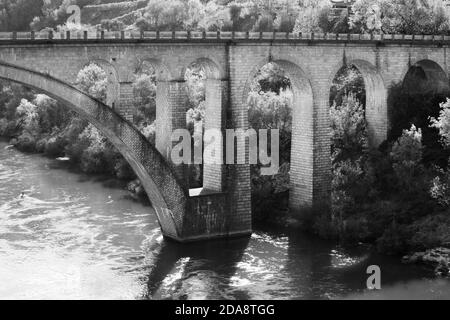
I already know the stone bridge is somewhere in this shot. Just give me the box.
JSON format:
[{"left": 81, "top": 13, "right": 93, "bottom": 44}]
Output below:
[{"left": 1, "top": 30, "right": 449, "bottom": 242}]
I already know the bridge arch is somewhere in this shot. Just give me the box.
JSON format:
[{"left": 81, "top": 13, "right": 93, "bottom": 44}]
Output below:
[
  {"left": 329, "top": 59, "right": 388, "bottom": 147},
  {"left": 80, "top": 59, "right": 121, "bottom": 109},
  {"left": 182, "top": 57, "right": 224, "bottom": 81},
  {"left": 242, "top": 58, "right": 315, "bottom": 210},
  {"left": 134, "top": 58, "right": 173, "bottom": 81},
  {"left": 0, "top": 60, "right": 188, "bottom": 239},
  {"left": 183, "top": 57, "right": 226, "bottom": 191},
  {"left": 402, "top": 59, "right": 450, "bottom": 95}
]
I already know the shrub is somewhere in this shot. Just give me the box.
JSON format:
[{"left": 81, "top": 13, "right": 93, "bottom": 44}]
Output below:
[
  {"left": 76, "top": 63, "right": 108, "bottom": 102},
  {"left": 14, "top": 131, "right": 36, "bottom": 152},
  {"left": 390, "top": 125, "right": 425, "bottom": 194},
  {"left": 330, "top": 95, "right": 368, "bottom": 163},
  {"left": 44, "top": 136, "right": 66, "bottom": 157},
  {"left": 0, "top": 118, "right": 7, "bottom": 136}
]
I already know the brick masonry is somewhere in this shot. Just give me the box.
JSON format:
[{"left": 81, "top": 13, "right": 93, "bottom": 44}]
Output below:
[{"left": 1, "top": 38, "right": 449, "bottom": 240}]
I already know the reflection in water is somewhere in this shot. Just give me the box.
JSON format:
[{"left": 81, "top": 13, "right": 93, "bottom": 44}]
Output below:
[{"left": 0, "top": 141, "right": 449, "bottom": 300}]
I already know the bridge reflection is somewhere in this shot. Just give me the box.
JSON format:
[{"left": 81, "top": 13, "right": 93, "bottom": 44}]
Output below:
[{"left": 143, "top": 236, "right": 251, "bottom": 300}]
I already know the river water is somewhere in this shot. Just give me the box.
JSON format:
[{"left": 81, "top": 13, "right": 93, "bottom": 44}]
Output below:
[{"left": 0, "top": 141, "right": 449, "bottom": 300}]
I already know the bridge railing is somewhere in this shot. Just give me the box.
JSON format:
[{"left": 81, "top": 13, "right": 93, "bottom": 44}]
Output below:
[{"left": 1, "top": 31, "right": 450, "bottom": 43}]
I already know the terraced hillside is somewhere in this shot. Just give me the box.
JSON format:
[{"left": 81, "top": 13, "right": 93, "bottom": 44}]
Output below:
[{"left": 81, "top": 0, "right": 148, "bottom": 26}]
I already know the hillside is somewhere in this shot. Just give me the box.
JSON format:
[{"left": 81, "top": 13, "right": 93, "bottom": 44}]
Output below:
[{"left": 81, "top": 0, "right": 148, "bottom": 26}]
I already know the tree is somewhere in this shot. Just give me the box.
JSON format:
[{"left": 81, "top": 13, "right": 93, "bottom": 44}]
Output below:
[
  {"left": 390, "top": 125, "right": 425, "bottom": 194},
  {"left": 330, "top": 95, "right": 369, "bottom": 164},
  {"left": 293, "top": 0, "right": 331, "bottom": 33},
  {"left": 430, "top": 98, "right": 450, "bottom": 148},
  {"left": 430, "top": 99, "right": 450, "bottom": 207},
  {"left": 76, "top": 63, "right": 107, "bottom": 102},
  {"left": 350, "top": 0, "right": 449, "bottom": 34},
  {"left": 136, "top": 0, "right": 205, "bottom": 31}
]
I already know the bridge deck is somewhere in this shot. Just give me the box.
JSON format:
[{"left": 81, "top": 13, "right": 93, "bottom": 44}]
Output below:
[{"left": 0, "top": 31, "right": 449, "bottom": 45}]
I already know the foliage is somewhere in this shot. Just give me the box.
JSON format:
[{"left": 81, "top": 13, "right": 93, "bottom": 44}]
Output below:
[
  {"left": 389, "top": 82, "right": 449, "bottom": 167},
  {"left": 430, "top": 98, "right": 450, "bottom": 148},
  {"left": 330, "top": 95, "right": 368, "bottom": 163},
  {"left": 330, "top": 66, "right": 366, "bottom": 107},
  {"left": 350, "top": 0, "right": 450, "bottom": 34},
  {"left": 76, "top": 63, "right": 108, "bottom": 102},
  {"left": 390, "top": 125, "right": 426, "bottom": 195},
  {"left": 135, "top": 0, "right": 205, "bottom": 31},
  {"left": 429, "top": 99, "right": 450, "bottom": 208}
]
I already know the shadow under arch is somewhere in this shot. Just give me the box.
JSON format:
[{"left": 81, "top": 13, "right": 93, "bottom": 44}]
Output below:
[
  {"left": 329, "top": 59, "right": 388, "bottom": 147},
  {"left": 134, "top": 57, "right": 173, "bottom": 82},
  {"left": 182, "top": 57, "right": 225, "bottom": 81},
  {"left": 242, "top": 58, "right": 315, "bottom": 211},
  {"left": 0, "top": 60, "right": 189, "bottom": 239},
  {"left": 403, "top": 59, "right": 450, "bottom": 95}
]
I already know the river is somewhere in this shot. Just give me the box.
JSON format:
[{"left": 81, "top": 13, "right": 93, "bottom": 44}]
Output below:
[{"left": 0, "top": 141, "right": 449, "bottom": 300}]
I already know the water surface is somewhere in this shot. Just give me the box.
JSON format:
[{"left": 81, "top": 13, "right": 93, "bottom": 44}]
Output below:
[{"left": 0, "top": 141, "right": 448, "bottom": 300}]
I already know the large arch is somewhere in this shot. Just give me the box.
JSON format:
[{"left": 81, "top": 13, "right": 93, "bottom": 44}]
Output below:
[
  {"left": 0, "top": 60, "right": 188, "bottom": 239},
  {"left": 242, "top": 58, "right": 315, "bottom": 210},
  {"left": 329, "top": 59, "right": 388, "bottom": 147},
  {"left": 402, "top": 59, "right": 450, "bottom": 95}
]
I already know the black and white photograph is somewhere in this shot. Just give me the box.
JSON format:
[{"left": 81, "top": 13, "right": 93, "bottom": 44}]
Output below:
[{"left": 0, "top": 0, "right": 449, "bottom": 305}]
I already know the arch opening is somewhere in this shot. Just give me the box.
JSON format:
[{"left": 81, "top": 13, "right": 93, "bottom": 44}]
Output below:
[
  {"left": 330, "top": 60, "right": 387, "bottom": 149},
  {"left": 183, "top": 58, "right": 224, "bottom": 192},
  {"left": 81, "top": 59, "right": 120, "bottom": 110},
  {"left": 0, "top": 61, "right": 187, "bottom": 239},
  {"left": 390, "top": 59, "right": 450, "bottom": 166},
  {"left": 244, "top": 59, "right": 314, "bottom": 219},
  {"left": 130, "top": 60, "right": 160, "bottom": 145}
]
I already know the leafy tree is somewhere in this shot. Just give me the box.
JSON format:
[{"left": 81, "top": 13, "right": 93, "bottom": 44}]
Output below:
[
  {"left": 390, "top": 124, "right": 425, "bottom": 194},
  {"left": 330, "top": 95, "right": 369, "bottom": 164},
  {"left": 293, "top": 0, "right": 330, "bottom": 33},
  {"left": 136, "top": 0, "right": 204, "bottom": 31},
  {"left": 76, "top": 63, "right": 108, "bottom": 102},
  {"left": 429, "top": 99, "right": 450, "bottom": 208},
  {"left": 430, "top": 98, "right": 450, "bottom": 148},
  {"left": 330, "top": 66, "right": 366, "bottom": 107},
  {"left": 350, "top": 0, "right": 449, "bottom": 34}
]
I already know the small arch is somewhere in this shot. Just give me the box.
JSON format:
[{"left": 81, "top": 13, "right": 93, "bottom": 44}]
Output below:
[
  {"left": 134, "top": 58, "right": 172, "bottom": 82},
  {"left": 182, "top": 57, "right": 224, "bottom": 80},
  {"left": 329, "top": 59, "right": 388, "bottom": 147},
  {"left": 80, "top": 59, "right": 120, "bottom": 109}
]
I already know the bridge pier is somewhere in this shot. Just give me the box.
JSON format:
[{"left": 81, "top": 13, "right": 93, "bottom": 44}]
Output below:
[
  {"left": 289, "top": 81, "right": 331, "bottom": 215},
  {"left": 155, "top": 80, "right": 190, "bottom": 185},
  {"left": 203, "top": 79, "right": 228, "bottom": 192},
  {"left": 118, "top": 82, "right": 134, "bottom": 121}
]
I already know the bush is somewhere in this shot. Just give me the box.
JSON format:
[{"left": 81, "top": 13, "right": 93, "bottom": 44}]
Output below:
[
  {"left": 14, "top": 131, "right": 36, "bottom": 152},
  {"left": 0, "top": 118, "right": 7, "bottom": 136},
  {"left": 44, "top": 136, "right": 66, "bottom": 157},
  {"left": 390, "top": 125, "right": 426, "bottom": 195}
]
